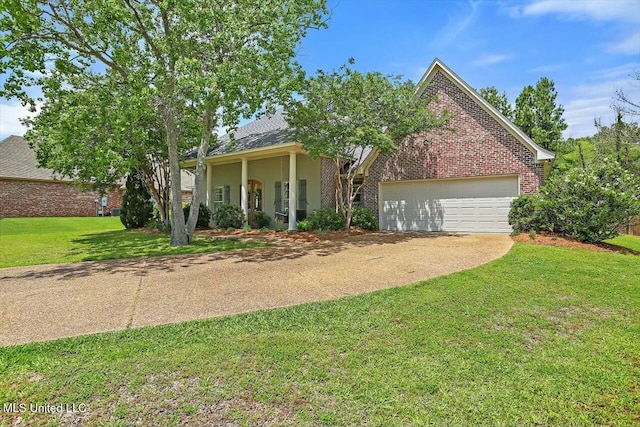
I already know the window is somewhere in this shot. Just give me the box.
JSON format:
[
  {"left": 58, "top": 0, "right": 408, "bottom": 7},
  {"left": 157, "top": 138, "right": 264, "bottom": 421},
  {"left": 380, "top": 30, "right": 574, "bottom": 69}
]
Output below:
[
  {"left": 213, "top": 185, "right": 230, "bottom": 211},
  {"left": 213, "top": 186, "right": 224, "bottom": 211}
]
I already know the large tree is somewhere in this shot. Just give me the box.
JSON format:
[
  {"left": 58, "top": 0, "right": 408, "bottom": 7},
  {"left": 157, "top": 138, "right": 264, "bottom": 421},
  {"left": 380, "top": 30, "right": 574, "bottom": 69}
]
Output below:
[
  {"left": 23, "top": 71, "right": 177, "bottom": 227},
  {"left": 478, "top": 86, "right": 514, "bottom": 120},
  {"left": 0, "top": 0, "right": 327, "bottom": 245},
  {"left": 514, "top": 77, "right": 567, "bottom": 152},
  {"left": 286, "top": 60, "right": 449, "bottom": 230}
]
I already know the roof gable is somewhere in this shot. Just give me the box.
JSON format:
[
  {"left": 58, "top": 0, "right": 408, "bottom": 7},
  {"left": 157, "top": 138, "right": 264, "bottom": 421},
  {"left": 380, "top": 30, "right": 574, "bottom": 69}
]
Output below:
[
  {"left": 416, "top": 58, "right": 554, "bottom": 162},
  {"left": 0, "top": 135, "right": 68, "bottom": 181}
]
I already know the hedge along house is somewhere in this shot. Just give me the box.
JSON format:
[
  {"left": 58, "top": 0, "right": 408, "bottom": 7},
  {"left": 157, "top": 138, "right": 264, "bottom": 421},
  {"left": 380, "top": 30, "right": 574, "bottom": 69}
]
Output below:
[
  {"left": 0, "top": 135, "right": 123, "bottom": 217},
  {"left": 180, "top": 58, "right": 554, "bottom": 233}
]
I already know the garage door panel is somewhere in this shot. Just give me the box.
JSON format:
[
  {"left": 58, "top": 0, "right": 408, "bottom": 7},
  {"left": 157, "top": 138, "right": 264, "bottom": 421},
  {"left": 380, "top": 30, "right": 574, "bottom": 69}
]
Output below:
[{"left": 380, "top": 177, "right": 518, "bottom": 233}]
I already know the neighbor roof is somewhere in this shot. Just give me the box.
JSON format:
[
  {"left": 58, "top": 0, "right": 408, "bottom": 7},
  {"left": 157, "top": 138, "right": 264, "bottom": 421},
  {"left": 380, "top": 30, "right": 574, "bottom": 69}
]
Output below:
[
  {"left": 0, "top": 135, "right": 67, "bottom": 181},
  {"left": 416, "top": 58, "right": 555, "bottom": 162},
  {"left": 182, "top": 109, "right": 294, "bottom": 160}
]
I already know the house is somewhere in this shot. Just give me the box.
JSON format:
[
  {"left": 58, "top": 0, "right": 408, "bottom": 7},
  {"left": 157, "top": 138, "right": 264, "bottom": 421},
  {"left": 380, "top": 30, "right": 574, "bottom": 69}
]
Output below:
[
  {"left": 0, "top": 135, "right": 124, "bottom": 217},
  {"left": 180, "top": 58, "right": 554, "bottom": 233}
]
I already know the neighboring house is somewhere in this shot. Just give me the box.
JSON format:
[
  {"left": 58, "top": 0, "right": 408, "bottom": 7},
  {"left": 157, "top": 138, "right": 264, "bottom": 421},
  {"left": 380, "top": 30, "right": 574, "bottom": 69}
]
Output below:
[
  {"left": 181, "top": 58, "right": 554, "bottom": 233},
  {"left": 0, "top": 135, "right": 124, "bottom": 217}
]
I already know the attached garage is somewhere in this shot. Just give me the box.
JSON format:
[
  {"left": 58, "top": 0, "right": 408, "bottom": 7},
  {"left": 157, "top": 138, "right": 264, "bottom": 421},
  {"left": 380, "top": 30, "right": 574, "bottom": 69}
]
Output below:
[{"left": 379, "top": 175, "right": 519, "bottom": 233}]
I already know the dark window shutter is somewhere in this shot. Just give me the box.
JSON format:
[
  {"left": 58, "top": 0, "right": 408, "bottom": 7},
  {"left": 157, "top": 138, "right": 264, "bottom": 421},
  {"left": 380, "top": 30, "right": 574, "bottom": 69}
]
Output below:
[
  {"left": 274, "top": 181, "right": 282, "bottom": 212},
  {"left": 223, "top": 185, "right": 230, "bottom": 203},
  {"left": 298, "top": 179, "right": 307, "bottom": 207}
]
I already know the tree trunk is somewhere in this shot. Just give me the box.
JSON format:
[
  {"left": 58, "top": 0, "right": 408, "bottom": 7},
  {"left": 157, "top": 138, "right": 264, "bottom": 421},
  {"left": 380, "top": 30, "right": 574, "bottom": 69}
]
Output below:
[
  {"left": 163, "top": 105, "right": 189, "bottom": 246},
  {"left": 185, "top": 102, "right": 215, "bottom": 238}
]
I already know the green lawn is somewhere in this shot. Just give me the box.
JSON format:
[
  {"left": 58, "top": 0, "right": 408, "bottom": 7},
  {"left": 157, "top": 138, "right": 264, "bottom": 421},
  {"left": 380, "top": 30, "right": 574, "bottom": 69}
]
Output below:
[
  {"left": 1, "top": 240, "right": 638, "bottom": 426},
  {"left": 607, "top": 234, "right": 640, "bottom": 252},
  {"left": 0, "top": 217, "right": 264, "bottom": 268}
]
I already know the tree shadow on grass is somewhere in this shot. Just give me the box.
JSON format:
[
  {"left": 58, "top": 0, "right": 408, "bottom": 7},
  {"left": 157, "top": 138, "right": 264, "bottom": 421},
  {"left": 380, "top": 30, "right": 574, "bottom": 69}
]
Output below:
[{"left": 0, "top": 231, "right": 467, "bottom": 281}]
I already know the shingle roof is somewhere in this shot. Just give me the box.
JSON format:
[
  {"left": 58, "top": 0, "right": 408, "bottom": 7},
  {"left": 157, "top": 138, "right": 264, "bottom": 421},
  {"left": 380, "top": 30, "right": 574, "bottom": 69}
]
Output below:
[
  {"left": 182, "top": 109, "right": 294, "bottom": 160},
  {"left": 0, "top": 135, "right": 67, "bottom": 181}
]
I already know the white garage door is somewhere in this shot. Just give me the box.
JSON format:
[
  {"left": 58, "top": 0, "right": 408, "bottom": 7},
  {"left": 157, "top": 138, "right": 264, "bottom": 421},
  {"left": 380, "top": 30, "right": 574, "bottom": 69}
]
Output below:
[{"left": 379, "top": 176, "right": 518, "bottom": 233}]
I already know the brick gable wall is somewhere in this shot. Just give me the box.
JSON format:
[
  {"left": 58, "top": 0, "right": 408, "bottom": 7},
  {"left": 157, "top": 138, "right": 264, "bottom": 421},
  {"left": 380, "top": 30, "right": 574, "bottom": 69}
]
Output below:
[
  {"left": 0, "top": 178, "right": 123, "bottom": 217},
  {"left": 362, "top": 70, "right": 544, "bottom": 215}
]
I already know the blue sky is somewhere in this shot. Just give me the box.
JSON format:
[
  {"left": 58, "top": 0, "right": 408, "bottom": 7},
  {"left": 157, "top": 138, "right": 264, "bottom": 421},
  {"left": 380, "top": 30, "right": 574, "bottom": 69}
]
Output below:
[{"left": 1, "top": 0, "right": 639, "bottom": 140}]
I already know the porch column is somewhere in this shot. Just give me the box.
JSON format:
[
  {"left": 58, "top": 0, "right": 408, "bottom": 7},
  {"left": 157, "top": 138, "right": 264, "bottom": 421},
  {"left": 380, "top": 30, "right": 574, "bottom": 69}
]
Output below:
[
  {"left": 288, "top": 151, "right": 297, "bottom": 231},
  {"left": 206, "top": 162, "right": 213, "bottom": 211},
  {"left": 241, "top": 157, "right": 248, "bottom": 224}
]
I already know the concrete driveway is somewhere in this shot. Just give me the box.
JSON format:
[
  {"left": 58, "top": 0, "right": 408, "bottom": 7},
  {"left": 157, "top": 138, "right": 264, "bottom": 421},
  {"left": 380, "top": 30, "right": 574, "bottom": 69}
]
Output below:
[{"left": 0, "top": 233, "right": 512, "bottom": 346}]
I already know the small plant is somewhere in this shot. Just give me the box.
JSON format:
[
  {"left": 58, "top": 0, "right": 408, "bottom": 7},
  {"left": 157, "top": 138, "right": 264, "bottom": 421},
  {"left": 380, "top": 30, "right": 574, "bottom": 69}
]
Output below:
[
  {"left": 307, "top": 208, "right": 345, "bottom": 231},
  {"left": 249, "top": 211, "right": 271, "bottom": 229},
  {"left": 213, "top": 203, "right": 245, "bottom": 229},
  {"left": 275, "top": 225, "right": 286, "bottom": 232},
  {"left": 226, "top": 227, "right": 236, "bottom": 232},
  {"left": 183, "top": 203, "right": 212, "bottom": 228},
  {"left": 242, "top": 224, "right": 251, "bottom": 233},
  {"left": 508, "top": 194, "right": 549, "bottom": 233},
  {"left": 529, "top": 230, "right": 536, "bottom": 240},
  {"left": 259, "top": 226, "right": 270, "bottom": 233},
  {"left": 296, "top": 219, "right": 312, "bottom": 231},
  {"left": 350, "top": 207, "right": 378, "bottom": 231}
]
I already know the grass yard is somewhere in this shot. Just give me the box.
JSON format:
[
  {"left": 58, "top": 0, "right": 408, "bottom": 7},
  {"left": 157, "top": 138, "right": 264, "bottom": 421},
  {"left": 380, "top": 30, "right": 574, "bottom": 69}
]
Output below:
[
  {"left": 607, "top": 234, "right": 640, "bottom": 252},
  {"left": 0, "top": 240, "right": 638, "bottom": 426},
  {"left": 0, "top": 217, "right": 264, "bottom": 268}
]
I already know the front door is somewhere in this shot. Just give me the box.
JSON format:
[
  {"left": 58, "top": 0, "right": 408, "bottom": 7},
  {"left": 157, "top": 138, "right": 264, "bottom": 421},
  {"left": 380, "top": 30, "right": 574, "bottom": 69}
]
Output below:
[{"left": 247, "top": 179, "right": 263, "bottom": 222}]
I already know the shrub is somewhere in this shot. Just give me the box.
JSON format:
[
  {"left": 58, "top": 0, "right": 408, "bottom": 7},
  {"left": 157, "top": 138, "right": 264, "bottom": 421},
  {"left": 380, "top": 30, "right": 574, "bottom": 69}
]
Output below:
[
  {"left": 213, "top": 203, "right": 245, "bottom": 229},
  {"left": 350, "top": 207, "right": 378, "bottom": 231},
  {"left": 259, "top": 226, "right": 270, "bottom": 233},
  {"left": 120, "top": 171, "right": 153, "bottom": 229},
  {"left": 183, "top": 203, "right": 212, "bottom": 228},
  {"left": 249, "top": 211, "right": 271, "bottom": 229},
  {"left": 307, "top": 207, "right": 345, "bottom": 231},
  {"left": 541, "top": 160, "right": 640, "bottom": 242},
  {"left": 508, "top": 194, "right": 549, "bottom": 232},
  {"left": 296, "top": 219, "right": 312, "bottom": 231}
]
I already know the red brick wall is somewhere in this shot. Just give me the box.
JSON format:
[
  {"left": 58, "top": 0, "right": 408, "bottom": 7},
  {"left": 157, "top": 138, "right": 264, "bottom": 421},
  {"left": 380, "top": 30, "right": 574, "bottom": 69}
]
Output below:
[
  {"left": 0, "top": 178, "right": 123, "bottom": 218},
  {"left": 363, "top": 70, "right": 545, "bottom": 214}
]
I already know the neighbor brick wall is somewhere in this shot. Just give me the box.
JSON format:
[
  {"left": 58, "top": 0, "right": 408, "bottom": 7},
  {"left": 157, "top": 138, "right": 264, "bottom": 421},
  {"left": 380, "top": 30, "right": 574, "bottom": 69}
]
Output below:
[
  {"left": 0, "top": 178, "right": 123, "bottom": 217},
  {"left": 362, "top": 70, "right": 544, "bottom": 215}
]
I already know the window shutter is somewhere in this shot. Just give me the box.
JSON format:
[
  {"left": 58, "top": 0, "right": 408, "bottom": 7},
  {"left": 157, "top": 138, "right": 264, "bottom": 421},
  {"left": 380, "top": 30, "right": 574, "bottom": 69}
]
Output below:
[
  {"left": 274, "top": 181, "right": 282, "bottom": 212},
  {"left": 298, "top": 179, "right": 307, "bottom": 207},
  {"left": 223, "top": 185, "right": 230, "bottom": 203}
]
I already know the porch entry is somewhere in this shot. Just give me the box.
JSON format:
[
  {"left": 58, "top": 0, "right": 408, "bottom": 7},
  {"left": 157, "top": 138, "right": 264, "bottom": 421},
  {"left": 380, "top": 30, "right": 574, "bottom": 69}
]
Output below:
[{"left": 241, "top": 179, "right": 263, "bottom": 223}]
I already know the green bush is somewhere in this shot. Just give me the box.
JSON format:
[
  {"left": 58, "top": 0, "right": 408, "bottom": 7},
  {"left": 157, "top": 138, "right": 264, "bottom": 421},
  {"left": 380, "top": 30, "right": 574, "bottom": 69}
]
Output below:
[
  {"left": 249, "top": 211, "right": 271, "bottom": 229},
  {"left": 120, "top": 171, "right": 153, "bottom": 229},
  {"left": 307, "top": 207, "right": 345, "bottom": 231},
  {"left": 508, "top": 194, "right": 549, "bottom": 232},
  {"left": 183, "top": 203, "right": 212, "bottom": 228},
  {"left": 350, "top": 207, "right": 378, "bottom": 230},
  {"left": 213, "top": 203, "right": 245, "bottom": 229},
  {"left": 541, "top": 160, "right": 640, "bottom": 242},
  {"left": 296, "top": 219, "right": 312, "bottom": 231}
]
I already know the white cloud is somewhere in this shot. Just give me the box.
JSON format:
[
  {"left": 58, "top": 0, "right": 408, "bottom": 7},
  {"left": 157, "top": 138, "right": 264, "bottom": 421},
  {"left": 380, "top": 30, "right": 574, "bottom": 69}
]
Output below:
[
  {"left": 472, "top": 54, "right": 509, "bottom": 67},
  {"left": 562, "top": 68, "right": 640, "bottom": 137},
  {"left": 604, "top": 31, "right": 640, "bottom": 55},
  {"left": 431, "top": 1, "right": 479, "bottom": 48},
  {"left": 0, "top": 103, "right": 36, "bottom": 139},
  {"left": 521, "top": 0, "right": 640, "bottom": 23}
]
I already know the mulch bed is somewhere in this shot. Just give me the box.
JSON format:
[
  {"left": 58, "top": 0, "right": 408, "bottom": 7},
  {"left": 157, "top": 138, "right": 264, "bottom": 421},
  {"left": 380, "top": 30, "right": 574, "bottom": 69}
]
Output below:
[{"left": 511, "top": 231, "right": 639, "bottom": 255}]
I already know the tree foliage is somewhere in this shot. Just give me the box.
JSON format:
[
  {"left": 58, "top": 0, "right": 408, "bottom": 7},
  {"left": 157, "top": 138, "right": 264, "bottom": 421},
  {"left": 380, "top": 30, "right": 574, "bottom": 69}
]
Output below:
[
  {"left": 514, "top": 77, "right": 567, "bottom": 152},
  {"left": 478, "top": 86, "right": 514, "bottom": 120},
  {"left": 510, "top": 161, "right": 640, "bottom": 242},
  {"left": 1, "top": 0, "right": 327, "bottom": 245},
  {"left": 287, "top": 60, "right": 448, "bottom": 229}
]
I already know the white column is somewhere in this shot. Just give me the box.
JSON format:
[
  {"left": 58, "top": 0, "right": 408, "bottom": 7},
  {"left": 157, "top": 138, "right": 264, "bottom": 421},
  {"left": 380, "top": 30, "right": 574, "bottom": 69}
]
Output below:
[
  {"left": 206, "top": 163, "right": 213, "bottom": 211},
  {"left": 288, "top": 151, "right": 297, "bottom": 230},
  {"left": 241, "top": 157, "right": 248, "bottom": 223}
]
